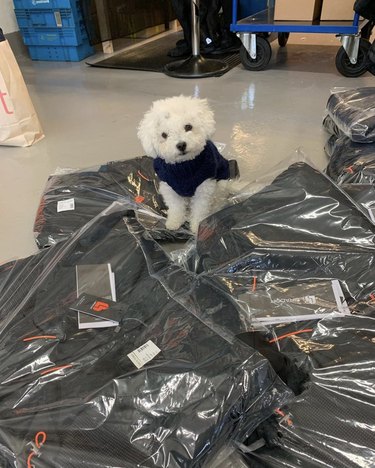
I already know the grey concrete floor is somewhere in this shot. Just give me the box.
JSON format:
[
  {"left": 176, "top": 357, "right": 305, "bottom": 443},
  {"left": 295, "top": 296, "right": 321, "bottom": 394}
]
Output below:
[{"left": 0, "top": 33, "right": 373, "bottom": 263}]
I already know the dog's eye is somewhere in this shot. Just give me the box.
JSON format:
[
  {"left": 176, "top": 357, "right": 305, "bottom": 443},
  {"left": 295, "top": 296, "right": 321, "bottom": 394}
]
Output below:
[
  {"left": 184, "top": 124, "right": 193, "bottom": 132},
  {"left": 161, "top": 132, "right": 168, "bottom": 139}
]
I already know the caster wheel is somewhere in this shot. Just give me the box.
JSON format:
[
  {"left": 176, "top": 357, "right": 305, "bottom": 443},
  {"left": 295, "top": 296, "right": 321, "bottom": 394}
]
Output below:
[
  {"left": 239, "top": 36, "right": 272, "bottom": 71},
  {"left": 278, "top": 32, "right": 290, "bottom": 47},
  {"left": 336, "top": 38, "right": 371, "bottom": 77}
]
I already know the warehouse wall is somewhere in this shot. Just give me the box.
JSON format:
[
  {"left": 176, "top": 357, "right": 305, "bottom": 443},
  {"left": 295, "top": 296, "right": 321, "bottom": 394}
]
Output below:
[{"left": 0, "top": 0, "right": 18, "bottom": 34}]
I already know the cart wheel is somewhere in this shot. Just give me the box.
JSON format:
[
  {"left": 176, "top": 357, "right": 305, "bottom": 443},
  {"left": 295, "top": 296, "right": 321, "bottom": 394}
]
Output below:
[
  {"left": 336, "top": 38, "right": 371, "bottom": 77},
  {"left": 278, "top": 32, "right": 290, "bottom": 47},
  {"left": 239, "top": 37, "right": 272, "bottom": 71}
]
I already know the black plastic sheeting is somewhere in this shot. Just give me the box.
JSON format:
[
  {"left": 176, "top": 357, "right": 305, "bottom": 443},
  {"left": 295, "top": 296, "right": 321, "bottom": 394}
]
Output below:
[
  {"left": 0, "top": 202, "right": 290, "bottom": 468},
  {"left": 325, "top": 88, "right": 375, "bottom": 143},
  {"left": 34, "top": 157, "right": 191, "bottom": 248},
  {"left": 323, "top": 88, "right": 375, "bottom": 223},
  {"left": 126, "top": 162, "right": 375, "bottom": 467},
  {"left": 325, "top": 134, "right": 375, "bottom": 184},
  {"left": 193, "top": 162, "right": 375, "bottom": 285},
  {"left": 243, "top": 313, "right": 375, "bottom": 467},
  {"left": 3, "top": 150, "right": 375, "bottom": 466}
]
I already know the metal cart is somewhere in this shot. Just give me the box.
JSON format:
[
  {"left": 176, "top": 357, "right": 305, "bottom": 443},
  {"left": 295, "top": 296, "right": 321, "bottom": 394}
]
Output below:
[{"left": 231, "top": 0, "right": 374, "bottom": 76}]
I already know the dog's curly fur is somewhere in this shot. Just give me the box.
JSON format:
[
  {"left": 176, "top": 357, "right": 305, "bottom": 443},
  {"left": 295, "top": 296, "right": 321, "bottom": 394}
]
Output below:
[{"left": 138, "top": 96, "right": 229, "bottom": 234}]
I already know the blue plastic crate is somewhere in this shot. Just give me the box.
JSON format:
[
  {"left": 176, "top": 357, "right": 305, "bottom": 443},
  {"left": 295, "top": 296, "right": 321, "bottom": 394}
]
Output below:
[
  {"left": 21, "top": 25, "right": 87, "bottom": 46},
  {"left": 27, "top": 42, "right": 94, "bottom": 61},
  {"left": 13, "top": 0, "right": 79, "bottom": 9},
  {"left": 15, "top": 8, "right": 82, "bottom": 29}
]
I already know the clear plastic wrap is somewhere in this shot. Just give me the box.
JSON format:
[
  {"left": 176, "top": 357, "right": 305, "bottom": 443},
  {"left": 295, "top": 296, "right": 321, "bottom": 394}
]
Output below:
[
  {"left": 370, "top": 42, "right": 375, "bottom": 76},
  {"left": 325, "top": 87, "right": 375, "bottom": 143},
  {"left": 0, "top": 202, "right": 291, "bottom": 468},
  {"left": 325, "top": 135, "right": 375, "bottom": 184},
  {"left": 192, "top": 162, "right": 375, "bottom": 301},
  {"left": 127, "top": 219, "right": 333, "bottom": 396},
  {"left": 34, "top": 156, "right": 191, "bottom": 249},
  {"left": 130, "top": 200, "right": 375, "bottom": 467},
  {"left": 342, "top": 184, "right": 375, "bottom": 223},
  {"left": 322, "top": 115, "right": 342, "bottom": 138},
  {"left": 241, "top": 312, "right": 375, "bottom": 467}
]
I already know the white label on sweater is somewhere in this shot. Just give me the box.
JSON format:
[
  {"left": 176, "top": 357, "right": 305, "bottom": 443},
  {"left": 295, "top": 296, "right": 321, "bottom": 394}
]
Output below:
[
  {"left": 331, "top": 280, "right": 350, "bottom": 315},
  {"left": 57, "top": 198, "right": 75, "bottom": 213},
  {"left": 369, "top": 208, "right": 375, "bottom": 224},
  {"left": 127, "top": 340, "right": 161, "bottom": 369}
]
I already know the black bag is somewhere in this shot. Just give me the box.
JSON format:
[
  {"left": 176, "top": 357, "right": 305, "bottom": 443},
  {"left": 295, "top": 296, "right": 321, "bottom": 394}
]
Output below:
[
  {"left": 369, "top": 41, "right": 375, "bottom": 76},
  {"left": 354, "top": 0, "right": 375, "bottom": 20}
]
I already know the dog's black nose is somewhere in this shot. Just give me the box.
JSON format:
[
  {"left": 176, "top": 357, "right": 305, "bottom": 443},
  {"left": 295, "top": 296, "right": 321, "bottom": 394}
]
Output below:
[{"left": 176, "top": 142, "right": 187, "bottom": 153}]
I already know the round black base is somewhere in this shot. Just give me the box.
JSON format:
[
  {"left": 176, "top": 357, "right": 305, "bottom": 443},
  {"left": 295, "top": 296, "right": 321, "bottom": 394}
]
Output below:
[{"left": 164, "top": 54, "right": 228, "bottom": 78}]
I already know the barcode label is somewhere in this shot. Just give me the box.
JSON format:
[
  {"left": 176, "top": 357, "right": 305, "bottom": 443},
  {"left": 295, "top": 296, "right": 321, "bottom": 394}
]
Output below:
[
  {"left": 127, "top": 340, "right": 161, "bottom": 369},
  {"left": 369, "top": 208, "right": 375, "bottom": 223},
  {"left": 57, "top": 198, "right": 75, "bottom": 213},
  {"left": 331, "top": 280, "right": 350, "bottom": 315}
]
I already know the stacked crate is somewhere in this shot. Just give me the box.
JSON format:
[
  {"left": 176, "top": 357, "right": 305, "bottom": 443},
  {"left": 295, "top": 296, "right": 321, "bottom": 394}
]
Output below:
[{"left": 14, "top": 0, "right": 94, "bottom": 61}]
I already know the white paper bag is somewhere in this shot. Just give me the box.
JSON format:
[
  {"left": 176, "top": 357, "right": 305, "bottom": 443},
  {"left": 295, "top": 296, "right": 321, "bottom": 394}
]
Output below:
[{"left": 0, "top": 38, "right": 44, "bottom": 147}]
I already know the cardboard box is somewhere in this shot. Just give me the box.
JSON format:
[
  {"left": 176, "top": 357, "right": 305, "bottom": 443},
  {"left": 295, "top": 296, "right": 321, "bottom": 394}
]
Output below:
[
  {"left": 320, "top": 0, "right": 354, "bottom": 21},
  {"left": 274, "top": 0, "right": 323, "bottom": 21}
]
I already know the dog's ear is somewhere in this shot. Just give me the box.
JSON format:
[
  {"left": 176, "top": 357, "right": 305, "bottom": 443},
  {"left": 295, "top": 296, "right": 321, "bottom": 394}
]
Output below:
[
  {"left": 197, "top": 98, "right": 216, "bottom": 139},
  {"left": 137, "top": 109, "right": 158, "bottom": 158}
]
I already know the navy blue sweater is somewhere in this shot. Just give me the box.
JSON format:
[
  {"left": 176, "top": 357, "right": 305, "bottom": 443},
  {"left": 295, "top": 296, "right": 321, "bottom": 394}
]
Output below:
[{"left": 153, "top": 141, "right": 230, "bottom": 197}]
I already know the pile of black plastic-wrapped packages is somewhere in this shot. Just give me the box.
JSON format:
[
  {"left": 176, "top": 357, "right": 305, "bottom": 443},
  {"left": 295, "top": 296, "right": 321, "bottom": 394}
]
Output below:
[
  {"left": 324, "top": 87, "right": 375, "bottom": 222},
  {"left": 1, "top": 89, "right": 375, "bottom": 468}
]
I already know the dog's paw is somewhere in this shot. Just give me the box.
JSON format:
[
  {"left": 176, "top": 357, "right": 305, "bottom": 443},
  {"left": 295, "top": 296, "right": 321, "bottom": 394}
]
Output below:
[
  {"left": 190, "top": 221, "right": 199, "bottom": 235},
  {"left": 166, "top": 218, "right": 183, "bottom": 231}
]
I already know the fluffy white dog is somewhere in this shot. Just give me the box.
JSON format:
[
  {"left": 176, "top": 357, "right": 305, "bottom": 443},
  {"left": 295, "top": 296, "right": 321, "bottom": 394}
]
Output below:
[{"left": 138, "top": 95, "right": 233, "bottom": 234}]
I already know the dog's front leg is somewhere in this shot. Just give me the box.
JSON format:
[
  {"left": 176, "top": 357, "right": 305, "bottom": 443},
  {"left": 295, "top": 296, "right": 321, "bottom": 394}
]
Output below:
[
  {"left": 159, "top": 182, "right": 187, "bottom": 230},
  {"left": 190, "top": 179, "right": 218, "bottom": 234}
]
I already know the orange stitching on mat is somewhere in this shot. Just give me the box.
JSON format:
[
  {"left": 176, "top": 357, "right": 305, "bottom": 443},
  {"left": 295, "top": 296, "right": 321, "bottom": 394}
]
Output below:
[
  {"left": 27, "top": 432, "right": 47, "bottom": 468},
  {"left": 40, "top": 365, "right": 73, "bottom": 376},
  {"left": 137, "top": 170, "right": 151, "bottom": 182},
  {"left": 269, "top": 329, "right": 314, "bottom": 344},
  {"left": 23, "top": 335, "right": 57, "bottom": 342}
]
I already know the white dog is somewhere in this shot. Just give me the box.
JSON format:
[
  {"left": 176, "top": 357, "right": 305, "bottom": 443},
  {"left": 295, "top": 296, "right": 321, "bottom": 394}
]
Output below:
[{"left": 138, "top": 95, "right": 232, "bottom": 234}]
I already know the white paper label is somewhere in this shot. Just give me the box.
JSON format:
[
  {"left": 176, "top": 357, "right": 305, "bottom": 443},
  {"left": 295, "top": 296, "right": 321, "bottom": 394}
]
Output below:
[
  {"left": 331, "top": 280, "right": 350, "bottom": 315},
  {"left": 127, "top": 340, "right": 161, "bottom": 369},
  {"left": 273, "top": 295, "right": 316, "bottom": 305},
  {"left": 369, "top": 208, "right": 375, "bottom": 224},
  {"left": 57, "top": 198, "right": 75, "bottom": 213}
]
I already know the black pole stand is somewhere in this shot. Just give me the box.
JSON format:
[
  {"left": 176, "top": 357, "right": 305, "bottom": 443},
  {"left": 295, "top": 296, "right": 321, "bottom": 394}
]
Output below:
[{"left": 164, "top": 0, "right": 228, "bottom": 78}]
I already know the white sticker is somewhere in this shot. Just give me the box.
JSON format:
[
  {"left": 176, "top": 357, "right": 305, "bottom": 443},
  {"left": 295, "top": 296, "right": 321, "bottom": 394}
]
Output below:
[
  {"left": 127, "top": 340, "right": 161, "bottom": 369},
  {"left": 331, "top": 280, "right": 351, "bottom": 315},
  {"left": 57, "top": 198, "right": 75, "bottom": 213},
  {"left": 273, "top": 295, "right": 316, "bottom": 305},
  {"left": 369, "top": 208, "right": 375, "bottom": 224}
]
